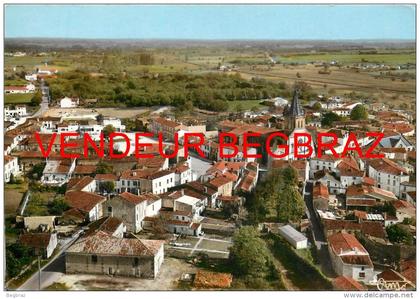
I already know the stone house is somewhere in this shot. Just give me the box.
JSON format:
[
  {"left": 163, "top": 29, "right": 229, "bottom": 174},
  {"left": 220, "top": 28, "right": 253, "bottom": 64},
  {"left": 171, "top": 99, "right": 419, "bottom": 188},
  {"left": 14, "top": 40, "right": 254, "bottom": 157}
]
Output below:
[{"left": 65, "top": 231, "right": 164, "bottom": 278}]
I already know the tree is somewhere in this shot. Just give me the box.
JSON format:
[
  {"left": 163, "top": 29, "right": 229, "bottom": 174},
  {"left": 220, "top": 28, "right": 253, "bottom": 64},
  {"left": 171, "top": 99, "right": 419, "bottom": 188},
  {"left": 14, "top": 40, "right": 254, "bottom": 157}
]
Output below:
[
  {"left": 100, "top": 181, "right": 115, "bottom": 194},
  {"left": 350, "top": 104, "right": 368, "bottom": 120},
  {"left": 102, "top": 124, "right": 116, "bottom": 139},
  {"left": 321, "top": 111, "right": 342, "bottom": 127},
  {"left": 313, "top": 102, "right": 322, "bottom": 111},
  {"left": 96, "top": 113, "right": 104, "bottom": 123},
  {"left": 48, "top": 196, "right": 69, "bottom": 215},
  {"left": 95, "top": 161, "right": 113, "bottom": 174},
  {"left": 29, "top": 163, "right": 45, "bottom": 180},
  {"left": 229, "top": 226, "right": 274, "bottom": 278},
  {"left": 386, "top": 225, "right": 413, "bottom": 245},
  {"left": 30, "top": 91, "right": 42, "bottom": 106},
  {"left": 253, "top": 167, "right": 303, "bottom": 222},
  {"left": 276, "top": 185, "right": 305, "bottom": 222}
]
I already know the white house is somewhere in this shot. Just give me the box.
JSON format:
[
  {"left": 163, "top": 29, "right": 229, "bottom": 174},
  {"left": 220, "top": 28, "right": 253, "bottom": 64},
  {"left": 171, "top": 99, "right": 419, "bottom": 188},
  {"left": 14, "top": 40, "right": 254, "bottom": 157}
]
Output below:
[
  {"left": 65, "top": 190, "right": 105, "bottom": 222},
  {"left": 309, "top": 155, "right": 341, "bottom": 179},
  {"left": 41, "top": 159, "right": 76, "bottom": 186},
  {"left": 25, "top": 73, "right": 38, "bottom": 81},
  {"left": 5, "top": 105, "right": 27, "bottom": 120},
  {"left": 328, "top": 232, "right": 375, "bottom": 283},
  {"left": 4, "top": 155, "right": 20, "bottom": 182},
  {"left": 118, "top": 169, "right": 176, "bottom": 195},
  {"left": 19, "top": 232, "right": 58, "bottom": 259},
  {"left": 105, "top": 192, "right": 148, "bottom": 233},
  {"left": 102, "top": 117, "right": 126, "bottom": 132},
  {"left": 378, "top": 134, "right": 415, "bottom": 151},
  {"left": 332, "top": 108, "right": 351, "bottom": 117},
  {"left": 367, "top": 158, "right": 410, "bottom": 198},
  {"left": 5, "top": 84, "right": 35, "bottom": 94},
  {"left": 174, "top": 193, "right": 206, "bottom": 217},
  {"left": 173, "top": 163, "right": 193, "bottom": 185},
  {"left": 60, "top": 97, "right": 79, "bottom": 108}
]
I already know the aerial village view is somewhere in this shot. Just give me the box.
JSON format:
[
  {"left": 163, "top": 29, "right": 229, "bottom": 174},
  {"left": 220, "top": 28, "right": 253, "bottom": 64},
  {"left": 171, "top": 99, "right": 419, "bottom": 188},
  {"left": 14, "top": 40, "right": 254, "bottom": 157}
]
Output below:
[{"left": 2, "top": 4, "right": 417, "bottom": 295}]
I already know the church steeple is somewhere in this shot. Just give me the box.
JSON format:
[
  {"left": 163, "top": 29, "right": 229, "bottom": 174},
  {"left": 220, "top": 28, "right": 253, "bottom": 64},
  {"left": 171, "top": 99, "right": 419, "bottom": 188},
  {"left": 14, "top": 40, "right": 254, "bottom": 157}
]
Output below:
[{"left": 285, "top": 88, "right": 305, "bottom": 130}]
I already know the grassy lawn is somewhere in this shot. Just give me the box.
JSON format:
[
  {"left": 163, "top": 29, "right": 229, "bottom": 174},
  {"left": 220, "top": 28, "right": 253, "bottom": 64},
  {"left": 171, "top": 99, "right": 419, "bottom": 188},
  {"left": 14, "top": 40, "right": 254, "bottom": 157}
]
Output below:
[
  {"left": 4, "top": 93, "right": 33, "bottom": 104},
  {"left": 24, "top": 191, "right": 55, "bottom": 216},
  {"left": 5, "top": 182, "right": 28, "bottom": 216},
  {"left": 227, "top": 100, "right": 263, "bottom": 112},
  {"left": 4, "top": 79, "right": 28, "bottom": 85},
  {"left": 265, "top": 234, "right": 332, "bottom": 290},
  {"left": 43, "top": 282, "right": 70, "bottom": 291}
]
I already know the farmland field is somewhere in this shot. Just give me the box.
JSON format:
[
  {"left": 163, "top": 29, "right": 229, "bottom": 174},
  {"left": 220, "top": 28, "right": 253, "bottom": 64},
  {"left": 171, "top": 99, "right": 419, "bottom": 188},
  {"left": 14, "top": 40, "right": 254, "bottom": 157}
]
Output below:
[
  {"left": 272, "top": 51, "right": 415, "bottom": 65},
  {"left": 4, "top": 93, "right": 33, "bottom": 104}
]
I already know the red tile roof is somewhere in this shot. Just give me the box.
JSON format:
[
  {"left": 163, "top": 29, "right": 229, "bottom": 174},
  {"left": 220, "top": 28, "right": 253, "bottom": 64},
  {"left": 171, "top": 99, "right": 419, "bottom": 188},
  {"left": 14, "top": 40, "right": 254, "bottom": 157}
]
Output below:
[
  {"left": 208, "top": 175, "right": 234, "bottom": 188},
  {"left": 333, "top": 276, "right": 367, "bottom": 291},
  {"left": 74, "top": 165, "right": 97, "bottom": 174},
  {"left": 65, "top": 191, "right": 105, "bottom": 212},
  {"left": 392, "top": 200, "right": 416, "bottom": 210},
  {"left": 19, "top": 233, "right": 53, "bottom": 248},
  {"left": 118, "top": 192, "right": 147, "bottom": 205},
  {"left": 67, "top": 176, "right": 94, "bottom": 191},
  {"left": 67, "top": 231, "right": 163, "bottom": 257},
  {"left": 152, "top": 117, "right": 181, "bottom": 129},
  {"left": 313, "top": 182, "right": 329, "bottom": 200},
  {"left": 400, "top": 260, "right": 416, "bottom": 284},
  {"left": 368, "top": 158, "right": 408, "bottom": 175},
  {"left": 95, "top": 173, "right": 118, "bottom": 181}
]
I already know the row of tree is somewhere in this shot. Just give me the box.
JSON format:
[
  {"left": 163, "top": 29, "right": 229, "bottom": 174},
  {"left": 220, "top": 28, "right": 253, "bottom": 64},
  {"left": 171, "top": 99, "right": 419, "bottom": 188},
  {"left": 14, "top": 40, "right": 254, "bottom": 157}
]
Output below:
[
  {"left": 245, "top": 167, "right": 305, "bottom": 224},
  {"left": 46, "top": 71, "right": 290, "bottom": 111}
]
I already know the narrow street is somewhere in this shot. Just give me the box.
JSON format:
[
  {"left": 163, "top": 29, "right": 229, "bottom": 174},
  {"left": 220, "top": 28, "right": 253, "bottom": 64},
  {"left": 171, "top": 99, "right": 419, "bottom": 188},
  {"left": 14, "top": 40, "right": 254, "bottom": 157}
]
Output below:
[
  {"left": 18, "top": 230, "right": 83, "bottom": 290},
  {"left": 32, "top": 80, "right": 49, "bottom": 117},
  {"left": 303, "top": 181, "right": 335, "bottom": 278}
]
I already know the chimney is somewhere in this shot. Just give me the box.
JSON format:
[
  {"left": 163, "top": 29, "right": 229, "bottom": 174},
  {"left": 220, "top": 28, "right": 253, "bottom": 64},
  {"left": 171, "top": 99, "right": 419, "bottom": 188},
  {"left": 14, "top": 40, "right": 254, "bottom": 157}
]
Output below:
[
  {"left": 181, "top": 189, "right": 184, "bottom": 196},
  {"left": 204, "top": 186, "right": 208, "bottom": 193}
]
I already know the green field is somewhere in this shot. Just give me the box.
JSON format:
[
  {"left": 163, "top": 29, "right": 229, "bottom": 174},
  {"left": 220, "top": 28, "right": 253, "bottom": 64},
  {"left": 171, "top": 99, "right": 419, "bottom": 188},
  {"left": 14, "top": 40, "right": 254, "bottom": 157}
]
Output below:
[
  {"left": 227, "top": 100, "right": 263, "bottom": 112},
  {"left": 4, "top": 93, "right": 33, "bottom": 104},
  {"left": 275, "top": 52, "right": 415, "bottom": 65}
]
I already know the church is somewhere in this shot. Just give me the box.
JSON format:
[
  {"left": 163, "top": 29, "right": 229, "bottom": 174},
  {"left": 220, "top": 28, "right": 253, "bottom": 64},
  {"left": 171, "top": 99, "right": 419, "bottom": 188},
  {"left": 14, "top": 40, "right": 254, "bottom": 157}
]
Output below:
[{"left": 270, "top": 88, "right": 315, "bottom": 162}]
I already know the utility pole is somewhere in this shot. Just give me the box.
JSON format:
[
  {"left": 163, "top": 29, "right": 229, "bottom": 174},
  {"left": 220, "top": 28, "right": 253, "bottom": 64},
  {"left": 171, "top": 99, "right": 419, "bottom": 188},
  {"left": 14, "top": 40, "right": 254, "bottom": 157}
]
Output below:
[{"left": 38, "top": 255, "right": 41, "bottom": 290}]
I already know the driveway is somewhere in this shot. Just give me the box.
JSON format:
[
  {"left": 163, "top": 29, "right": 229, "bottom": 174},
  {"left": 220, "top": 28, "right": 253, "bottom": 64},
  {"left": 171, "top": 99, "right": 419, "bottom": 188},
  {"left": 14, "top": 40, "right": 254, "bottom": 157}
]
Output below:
[{"left": 303, "top": 181, "right": 335, "bottom": 278}]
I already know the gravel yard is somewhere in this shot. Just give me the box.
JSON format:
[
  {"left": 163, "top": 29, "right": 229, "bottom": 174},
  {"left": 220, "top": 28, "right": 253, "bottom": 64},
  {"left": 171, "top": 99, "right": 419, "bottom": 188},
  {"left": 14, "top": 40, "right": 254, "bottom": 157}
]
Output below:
[{"left": 54, "top": 257, "right": 198, "bottom": 291}]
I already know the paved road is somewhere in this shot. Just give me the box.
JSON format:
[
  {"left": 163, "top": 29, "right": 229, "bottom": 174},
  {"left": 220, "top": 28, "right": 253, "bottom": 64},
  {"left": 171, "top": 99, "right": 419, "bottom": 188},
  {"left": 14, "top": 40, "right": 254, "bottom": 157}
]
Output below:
[
  {"left": 304, "top": 181, "right": 335, "bottom": 278},
  {"left": 18, "top": 230, "right": 82, "bottom": 290},
  {"left": 32, "top": 80, "right": 50, "bottom": 117}
]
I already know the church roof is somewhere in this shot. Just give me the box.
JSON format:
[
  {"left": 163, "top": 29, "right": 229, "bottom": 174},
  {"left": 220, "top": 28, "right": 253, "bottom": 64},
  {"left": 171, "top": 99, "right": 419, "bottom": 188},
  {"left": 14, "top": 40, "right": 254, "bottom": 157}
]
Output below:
[{"left": 286, "top": 89, "right": 304, "bottom": 117}]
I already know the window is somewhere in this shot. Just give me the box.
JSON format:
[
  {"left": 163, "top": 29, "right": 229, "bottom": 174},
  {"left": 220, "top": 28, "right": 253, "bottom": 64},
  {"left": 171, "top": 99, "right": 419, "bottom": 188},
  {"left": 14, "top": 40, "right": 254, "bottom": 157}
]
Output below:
[
  {"left": 359, "top": 272, "right": 365, "bottom": 278},
  {"left": 108, "top": 206, "right": 112, "bottom": 213},
  {"left": 134, "top": 257, "right": 139, "bottom": 266},
  {"left": 91, "top": 255, "right": 98, "bottom": 263}
]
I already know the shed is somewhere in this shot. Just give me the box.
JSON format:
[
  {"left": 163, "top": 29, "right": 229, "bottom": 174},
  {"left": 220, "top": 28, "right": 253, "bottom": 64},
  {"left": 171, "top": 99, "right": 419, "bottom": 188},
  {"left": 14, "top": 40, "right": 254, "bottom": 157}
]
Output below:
[{"left": 278, "top": 224, "right": 308, "bottom": 249}]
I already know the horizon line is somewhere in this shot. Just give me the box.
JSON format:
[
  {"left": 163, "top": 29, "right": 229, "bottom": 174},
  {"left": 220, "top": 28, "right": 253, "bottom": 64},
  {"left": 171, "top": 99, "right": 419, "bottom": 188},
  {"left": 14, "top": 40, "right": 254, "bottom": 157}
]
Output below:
[{"left": 5, "top": 37, "right": 416, "bottom": 42}]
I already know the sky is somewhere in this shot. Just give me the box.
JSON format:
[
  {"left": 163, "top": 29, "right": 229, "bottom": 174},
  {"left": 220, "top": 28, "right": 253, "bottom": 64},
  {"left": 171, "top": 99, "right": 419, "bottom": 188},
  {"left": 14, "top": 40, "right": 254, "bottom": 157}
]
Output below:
[{"left": 5, "top": 4, "right": 416, "bottom": 40}]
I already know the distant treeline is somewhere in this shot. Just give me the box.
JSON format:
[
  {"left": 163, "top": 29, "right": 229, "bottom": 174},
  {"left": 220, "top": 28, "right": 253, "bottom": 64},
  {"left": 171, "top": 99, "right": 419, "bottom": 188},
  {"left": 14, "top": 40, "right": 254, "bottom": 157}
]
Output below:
[{"left": 46, "top": 71, "right": 293, "bottom": 111}]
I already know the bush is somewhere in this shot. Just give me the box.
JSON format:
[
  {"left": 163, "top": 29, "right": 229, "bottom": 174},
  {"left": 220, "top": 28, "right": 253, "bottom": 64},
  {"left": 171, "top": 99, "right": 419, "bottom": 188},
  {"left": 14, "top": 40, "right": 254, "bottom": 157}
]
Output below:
[{"left": 48, "top": 196, "right": 69, "bottom": 215}]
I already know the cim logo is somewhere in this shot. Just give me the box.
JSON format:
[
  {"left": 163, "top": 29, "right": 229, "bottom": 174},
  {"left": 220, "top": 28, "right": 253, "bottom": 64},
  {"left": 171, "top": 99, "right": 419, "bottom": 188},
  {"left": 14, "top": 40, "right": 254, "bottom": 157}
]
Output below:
[{"left": 376, "top": 278, "right": 409, "bottom": 291}]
